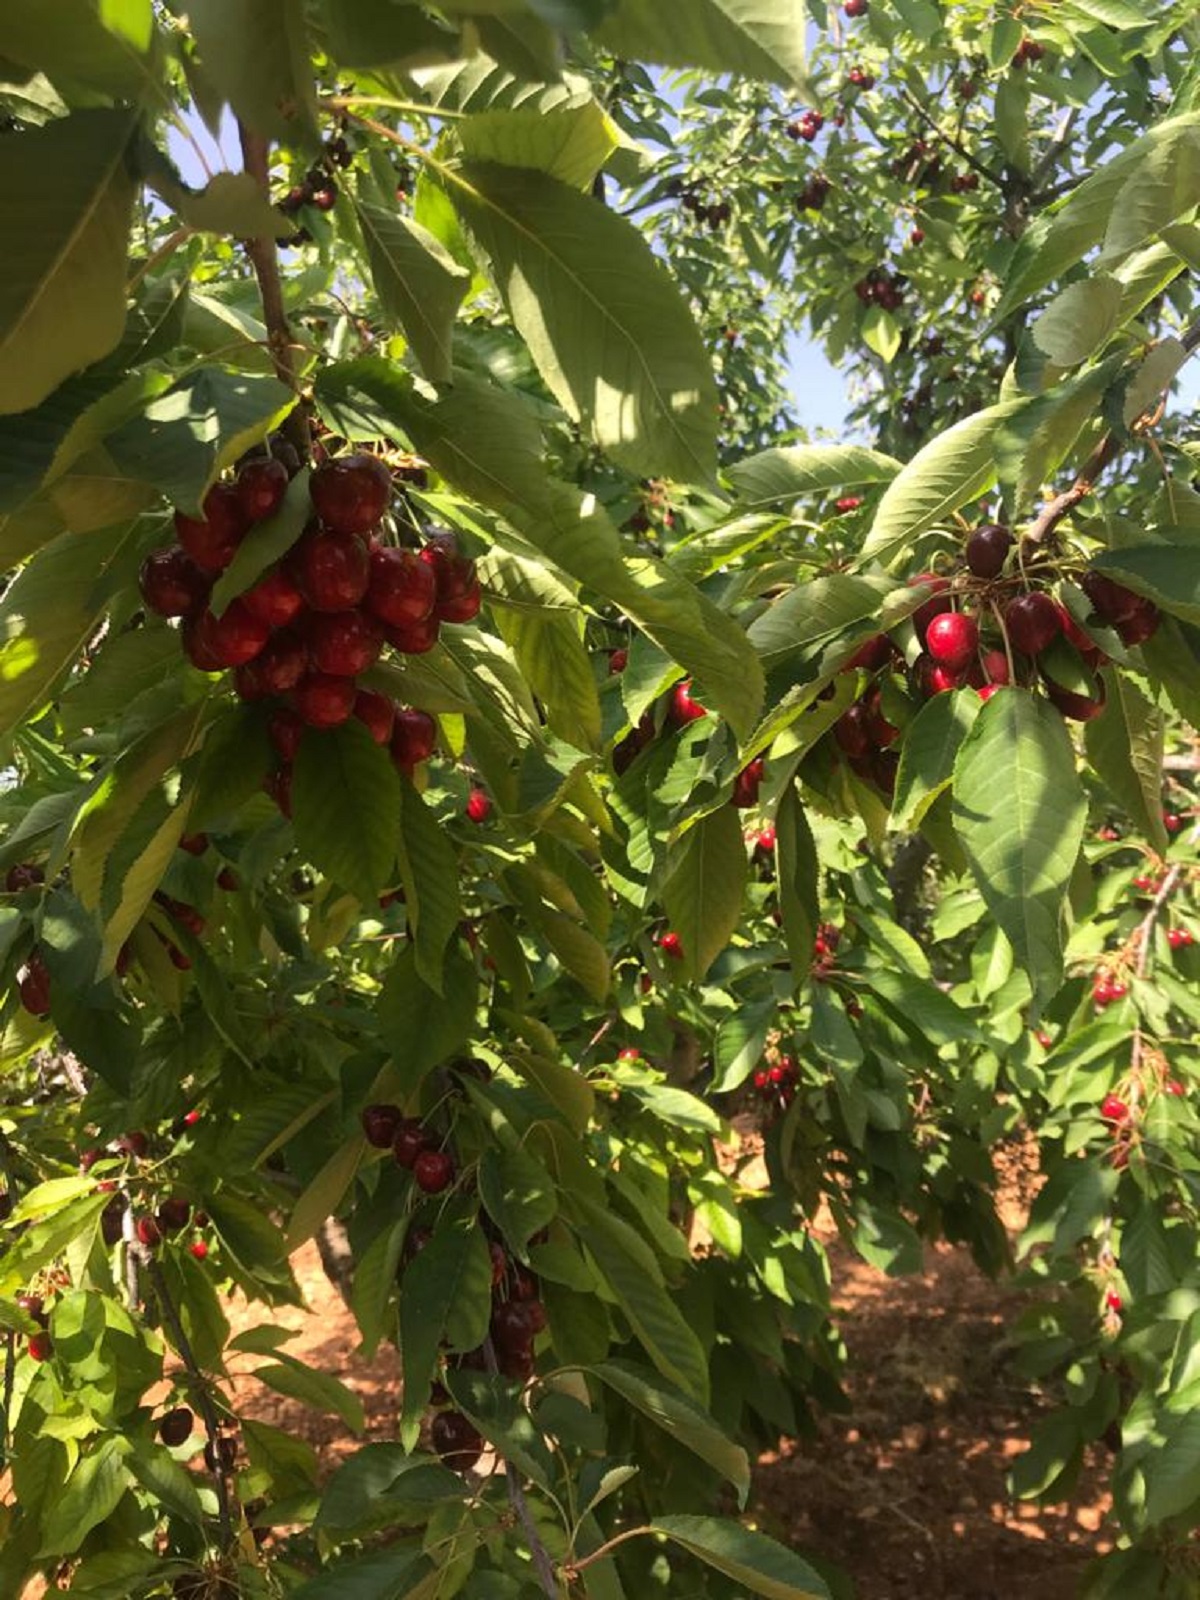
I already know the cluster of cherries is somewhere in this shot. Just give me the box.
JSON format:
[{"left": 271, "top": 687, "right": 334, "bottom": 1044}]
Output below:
[
  {"left": 795, "top": 173, "right": 833, "bottom": 213},
  {"left": 361, "top": 1101, "right": 456, "bottom": 1196},
  {"left": 787, "top": 109, "right": 825, "bottom": 143},
  {"left": 752, "top": 1055, "right": 799, "bottom": 1109},
  {"left": 671, "top": 180, "right": 733, "bottom": 232},
  {"left": 1012, "top": 36, "right": 1046, "bottom": 67},
  {"left": 831, "top": 520, "right": 1163, "bottom": 797},
  {"left": 853, "top": 265, "right": 906, "bottom": 311},
  {"left": 846, "top": 64, "right": 876, "bottom": 90},
  {"left": 611, "top": 676, "right": 767, "bottom": 812},
  {"left": 138, "top": 452, "right": 479, "bottom": 820}
]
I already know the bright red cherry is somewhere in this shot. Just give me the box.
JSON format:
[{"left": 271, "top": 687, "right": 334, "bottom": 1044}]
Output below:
[
  {"left": 269, "top": 707, "right": 305, "bottom": 763},
  {"left": 965, "top": 523, "right": 1012, "bottom": 578},
  {"left": 1169, "top": 928, "right": 1194, "bottom": 950},
  {"left": 28, "top": 1331, "right": 53, "bottom": 1362},
  {"left": 306, "top": 610, "right": 383, "bottom": 676},
  {"left": 1100, "top": 1093, "right": 1128, "bottom": 1121},
  {"left": 384, "top": 613, "right": 441, "bottom": 655},
  {"left": 657, "top": 931, "right": 684, "bottom": 959},
  {"left": 732, "top": 757, "right": 765, "bottom": 808},
  {"left": 390, "top": 708, "right": 437, "bottom": 770},
  {"left": 1005, "top": 592, "right": 1061, "bottom": 656},
  {"left": 292, "top": 673, "right": 357, "bottom": 729},
  {"left": 844, "top": 0, "right": 868, "bottom": 14},
  {"left": 980, "top": 648, "right": 1010, "bottom": 685},
  {"left": 352, "top": 690, "right": 395, "bottom": 745},
  {"left": 308, "top": 455, "right": 391, "bottom": 536},
  {"left": 926, "top": 612, "right": 979, "bottom": 670},
  {"left": 670, "top": 680, "right": 708, "bottom": 727},
  {"left": 188, "top": 1240, "right": 209, "bottom": 1261},
  {"left": 1163, "top": 811, "right": 1183, "bottom": 834},
  {"left": 18, "top": 951, "right": 51, "bottom": 1018},
  {"left": 617, "top": 1046, "right": 640, "bottom": 1060},
  {"left": 139, "top": 547, "right": 211, "bottom": 617},
  {"left": 1167, "top": 1078, "right": 1187, "bottom": 1096},
  {"left": 413, "top": 1148, "right": 455, "bottom": 1194},
  {"left": 466, "top": 789, "right": 492, "bottom": 824},
  {"left": 240, "top": 566, "right": 305, "bottom": 629},
  {"left": 834, "top": 495, "right": 862, "bottom": 514},
  {"left": 756, "top": 825, "right": 776, "bottom": 852},
  {"left": 174, "top": 484, "right": 248, "bottom": 573},
  {"left": 1093, "top": 980, "right": 1116, "bottom": 1008},
  {"left": 366, "top": 546, "right": 437, "bottom": 629},
  {"left": 289, "top": 526, "right": 370, "bottom": 612},
  {"left": 188, "top": 601, "right": 271, "bottom": 669},
  {"left": 1105, "top": 1289, "right": 1123, "bottom": 1313},
  {"left": 136, "top": 1215, "right": 161, "bottom": 1249},
  {"left": 236, "top": 457, "right": 289, "bottom": 523}
]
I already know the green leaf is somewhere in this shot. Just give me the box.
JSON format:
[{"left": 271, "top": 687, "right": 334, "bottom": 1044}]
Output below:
[
  {"left": 160, "top": 171, "right": 293, "bottom": 239},
  {"left": 1083, "top": 670, "right": 1167, "bottom": 851},
  {"left": 286, "top": 1134, "right": 365, "bottom": 1252},
  {"left": 442, "top": 1368, "right": 554, "bottom": 1487},
  {"left": 892, "top": 689, "right": 981, "bottom": 829},
  {"left": 0, "top": 110, "right": 137, "bottom": 414},
  {"left": 209, "top": 468, "right": 312, "bottom": 613},
  {"left": 595, "top": 0, "right": 810, "bottom": 88},
  {"left": 951, "top": 690, "right": 1087, "bottom": 1008},
  {"left": 710, "top": 996, "right": 776, "bottom": 1094},
  {"left": 293, "top": 722, "right": 400, "bottom": 903},
  {"left": 1099, "top": 123, "right": 1200, "bottom": 267},
  {"left": 398, "top": 1217, "right": 492, "bottom": 1447},
  {"left": 861, "top": 304, "right": 902, "bottom": 364},
  {"left": 377, "top": 943, "right": 479, "bottom": 1095},
  {"left": 649, "top": 1516, "right": 830, "bottom": 1600},
  {"left": 1030, "top": 276, "right": 1123, "bottom": 367},
  {"left": 395, "top": 783, "right": 461, "bottom": 991},
  {"left": 662, "top": 805, "right": 747, "bottom": 983},
  {"left": 316, "top": 1446, "right": 462, "bottom": 1536},
  {"left": 726, "top": 444, "right": 901, "bottom": 510},
  {"left": 449, "top": 162, "right": 718, "bottom": 482},
  {"left": 254, "top": 1356, "right": 366, "bottom": 1434},
  {"left": 479, "top": 1145, "right": 558, "bottom": 1256},
  {"left": 594, "top": 1360, "right": 750, "bottom": 1507},
  {"left": 576, "top": 1198, "right": 709, "bottom": 1404},
  {"left": 2, "top": 0, "right": 160, "bottom": 103},
  {"left": 126, "top": 1444, "right": 204, "bottom": 1526},
  {"left": 458, "top": 102, "right": 618, "bottom": 190},
  {"left": 495, "top": 608, "right": 601, "bottom": 752},
  {"left": 747, "top": 574, "right": 895, "bottom": 668},
  {"left": 37, "top": 1438, "right": 132, "bottom": 1557},
  {"left": 354, "top": 201, "right": 470, "bottom": 383},
  {"left": 775, "top": 785, "right": 818, "bottom": 989},
  {"left": 187, "top": 0, "right": 318, "bottom": 143},
  {"left": 1090, "top": 544, "right": 1200, "bottom": 623},
  {"left": 204, "top": 1191, "right": 290, "bottom": 1282},
  {"left": 350, "top": 1219, "right": 407, "bottom": 1361},
  {"left": 319, "top": 0, "right": 459, "bottom": 67},
  {"left": 861, "top": 399, "right": 1030, "bottom": 567}
]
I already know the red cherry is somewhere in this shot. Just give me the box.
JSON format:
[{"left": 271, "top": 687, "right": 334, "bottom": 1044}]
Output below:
[
  {"left": 158, "top": 1406, "right": 195, "bottom": 1447},
  {"left": 1100, "top": 1094, "right": 1128, "bottom": 1122},
  {"left": 658, "top": 931, "right": 684, "bottom": 959},
  {"left": 1005, "top": 592, "right": 1061, "bottom": 656},
  {"left": 361, "top": 1103, "right": 403, "bottom": 1148},
  {"left": 977, "top": 684, "right": 1003, "bottom": 702},
  {"left": 1167, "top": 1079, "right": 1187, "bottom": 1096},
  {"left": 1080, "top": 571, "right": 1142, "bottom": 626},
  {"left": 834, "top": 704, "right": 873, "bottom": 757},
  {"left": 306, "top": 609, "right": 383, "bottom": 676},
  {"left": 1163, "top": 811, "right": 1183, "bottom": 834},
  {"left": 269, "top": 707, "right": 305, "bottom": 763},
  {"left": 413, "top": 1149, "right": 455, "bottom": 1194},
  {"left": 289, "top": 526, "right": 370, "bottom": 612},
  {"left": 157, "top": 1197, "right": 191, "bottom": 1232},
  {"left": 384, "top": 614, "right": 441, "bottom": 655},
  {"left": 1044, "top": 675, "right": 1106, "bottom": 722},
  {"left": 756, "top": 826, "right": 776, "bottom": 852},
  {"left": 669, "top": 679, "right": 708, "bottom": 726},
  {"left": 236, "top": 457, "right": 289, "bottom": 524},
  {"left": 214, "top": 867, "right": 237, "bottom": 893},
  {"left": 834, "top": 495, "right": 862, "bottom": 514},
  {"left": 926, "top": 662, "right": 964, "bottom": 694},
  {"left": 308, "top": 455, "right": 392, "bottom": 536},
  {"left": 732, "top": 757, "right": 765, "bottom": 808},
  {"left": 908, "top": 573, "right": 953, "bottom": 641},
  {"left": 430, "top": 1410, "right": 483, "bottom": 1471},
  {"left": 16, "top": 1293, "right": 46, "bottom": 1326},
  {"left": 139, "top": 546, "right": 212, "bottom": 617},
  {"left": 5, "top": 863, "right": 45, "bottom": 891},
  {"left": 466, "top": 789, "right": 492, "bottom": 824},
  {"left": 188, "top": 1240, "right": 209, "bottom": 1261},
  {"left": 28, "top": 1331, "right": 53, "bottom": 1362},
  {"left": 926, "top": 612, "right": 979, "bottom": 669},
  {"left": 1093, "top": 980, "right": 1116, "bottom": 1008},
  {"left": 617, "top": 1047, "right": 640, "bottom": 1060},
  {"left": 1105, "top": 1289, "right": 1123, "bottom": 1313},
  {"left": 174, "top": 484, "right": 248, "bottom": 573},
  {"left": 1169, "top": 928, "right": 1194, "bottom": 950},
  {"left": 390, "top": 708, "right": 437, "bottom": 770},
  {"left": 1115, "top": 598, "right": 1160, "bottom": 646},
  {"left": 608, "top": 648, "right": 629, "bottom": 673},
  {"left": 393, "top": 1119, "right": 433, "bottom": 1169},
  {"left": 178, "top": 833, "right": 208, "bottom": 856},
  {"left": 292, "top": 673, "right": 356, "bottom": 729},
  {"left": 844, "top": 634, "right": 892, "bottom": 672},
  {"left": 182, "top": 614, "right": 227, "bottom": 672},
  {"left": 980, "top": 648, "right": 1010, "bottom": 685},
  {"left": 844, "top": 0, "right": 868, "bottom": 14},
  {"left": 352, "top": 690, "right": 395, "bottom": 745},
  {"left": 240, "top": 566, "right": 305, "bottom": 629},
  {"left": 258, "top": 631, "right": 311, "bottom": 695},
  {"left": 18, "top": 951, "right": 51, "bottom": 1018},
  {"left": 754, "top": 1069, "right": 770, "bottom": 1090},
  {"left": 136, "top": 1215, "right": 161, "bottom": 1249},
  {"left": 190, "top": 601, "right": 271, "bottom": 669},
  {"left": 965, "top": 523, "right": 1012, "bottom": 579},
  {"left": 366, "top": 546, "right": 437, "bottom": 629}
]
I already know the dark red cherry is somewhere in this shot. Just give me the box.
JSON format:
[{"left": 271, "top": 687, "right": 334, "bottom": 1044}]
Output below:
[
  {"left": 240, "top": 566, "right": 305, "bottom": 629},
  {"left": 361, "top": 1103, "right": 403, "bottom": 1148},
  {"left": 174, "top": 484, "right": 248, "bottom": 574},
  {"left": 352, "top": 690, "right": 395, "bottom": 745},
  {"left": 430, "top": 1410, "right": 483, "bottom": 1472},
  {"left": 306, "top": 609, "right": 383, "bottom": 676},
  {"left": 139, "top": 547, "right": 212, "bottom": 617},
  {"left": 965, "top": 523, "right": 1012, "bottom": 579},
  {"left": 390, "top": 708, "right": 437, "bottom": 770},
  {"left": 1005, "top": 592, "right": 1061, "bottom": 656},
  {"left": 309, "top": 455, "right": 392, "bottom": 536},
  {"left": 366, "top": 546, "right": 437, "bottom": 629},
  {"left": 289, "top": 526, "right": 370, "bottom": 612},
  {"left": 292, "top": 673, "right": 356, "bottom": 729},
  {"left": 236, "top": 458, "right": 289, "bottom": 524},
  {"left": 383, "top": 614, "right": 440, "bottom": 655}
]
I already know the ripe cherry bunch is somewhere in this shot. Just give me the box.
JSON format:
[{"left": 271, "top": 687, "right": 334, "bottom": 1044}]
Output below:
[
  {"left": 612, "top": 677, "right": 767, "bottom": 808},
  {"left": 752, "top": 1054, "right": 798, "bottom": 1110},
  {"left": 831, "top": 520, "right": 1163, "bottom": 796},
  {"left": 138, "top": 453, "right": 480, "bottom": 818}
]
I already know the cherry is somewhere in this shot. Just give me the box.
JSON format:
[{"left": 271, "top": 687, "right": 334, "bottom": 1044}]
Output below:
[
  {"left": 252, "top": 631, "right": 309, "bottom": 695},
  {"left": 351, "top": 690, "right": 395, "bottom": 746},
  {"left": 1004, "top": 591, "right": 1061, "bottom": 656},
  {"left": 1093, "top": 980, "right": 1116, "bottom": 1008},
  {"left": 979, "top": 648, "right": 1010, "bottom": 685},
  {"left": 28, "top": 1331, "right": 53, "bottom": 1362},
  {"left": 240, "top": 567, "right": 305, "bottom": 629},
  {"left": 203, "top": 1435, "right": 238, "bottom": 1473},
  {"left": 16, "top": 1293, "right": 47, "bottom": 1326},
  {"left": 617, "top": 1046, "right": 640, "bottom": 1061},
  {"left": 158, "top": 1407, "right": 195, "bottom": 1447},
  {"left": 669, "top": 679, "right": 708, "bottom": 726},
  {"left": 390, "top": 708, "right": 437, "bottom": 771},
  {"left": 965, "top": 523, "right": 1012, "bottom": 579},
  {"left": 165, "top": 941, "right": 192, "bottom": 972},
  {"left": 657, "top": 931, "right": 684, "bottom": 959},
  {"left": 908, "top": 573, "right": 953, "bottom": 641},
  {"left": 306, "top": 609, "right": 383, "bottom": 677},
  {"left": 1169, "top": 928, "right": 1194, "bottom": 950},
  {"left": 236, "top": 458, "right": 289, "bottom": 524},
  {"left": 420, "top": 545, "right": 481, "bottom": 624},
  {"left": 756, "top": 825, "right": 776, "bottom": 852},
  {"left": 909, "top": 227, "right": 925, "bottom": 246},
  {"left": 158, "top": 1197, "right": 191, "bottom": 1232},
  {"left": 1105, "top": 1289, "right": 1123, "bottom": 1313},
  {"left": 384, "top": 613, "right": 441, "bottom": 655},
  {"left": 181, "top": 615, "right": 226, "bottom": 672},
  {"left": 1167, "top": 1078, "right": 1187, "bottom": 1095},
  {"left": 834, "top": 495, "right": 863, "bottom": 514},
  {"left": 188, "top": 601, "right": 271, "bottom": 669},
  {"left": 174, "top": 484, "right": 248, "bottom": 573},
  {"left": 491, "top": 1299, "right": 539, "bottom": 1354},
  {"left": 1115, "top": 598, "right": 1160, "bottom": 646},
  {"left": 834, "top": 704, "right": 872, "bottom": 758},
  {"left": 18, "top": 951, "right": 52, "bottom": 1017},
  {"left": 1164, "top": 811, "right": 1183, "bottom": 834},
  {"left": 366, "top": 546, "right": 437, "bottom": 629},
  {"left": 5, "top": 863, "right": 44, "bottom": 891},
  {"left": 1045, "top": 675, "right": 1106, "bottom": 722},
  {"left": 188, "top": 1240, "right": 209, "bottom": 1261},
  {"left": 1100, "top": 1093, "right": 1128, "bottom": 1121},
  {"left": 136, "top": 1215, "right": 161, "bottom": 1249},
  {"left": 1081, "top": 571, "right": 1141, "bottom": 626},
  {"left": 844, "top": 634, "right": 892, "bottom": 672},
  {"left": 926, "top": 612, "right": 978, "bottom": 670},
  {"left": 393, "top": 1120, "right": 434, "bottom": 1169},
  {"left": 361, "top": 1103, "right": 403, "bottom": 1148},
  {"left": 977, "top": 684, "right": 1003, "bottom": 702},
  {"left": 608, "top": 648, "right": 628, "bottom": 673},
  {"left": 289, "top": 526, "right": 370, "bottom": 612},
  {"left": 309, "top": 455, "right": 391, "bottom": 537},
  {"left": 430, "top": 1410, "right": 483, "bottom": 1472},
  {"left": 139, "top": 547, "right": 212, "bottom": 617},
  {"left": 466, "top": 789, "right": 492, "bottom": 824},
  {"left": 292, "top": 673, "right": 356, "bottom": 728},
  {"left": 843, "top": 0, "right": 868, "bottom": 13},
  {"left": 413, "top": 1149, "right": 455, "bottom": 1194},
  {"left": 732, "top": 757, "right": 765, "bottom": 808}
]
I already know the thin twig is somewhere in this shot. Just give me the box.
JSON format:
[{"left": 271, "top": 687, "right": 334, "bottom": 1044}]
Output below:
[
  {"left": 236, "top": 122, "right": 310, "bottom": 461},
  {"left": 896, "top": 83, "right": 1005, "bottom": 188},
  {"left": 1022, "top": 432, "right": 1121, "bottom": 547},
  {"left": 481, "top": 1336, "right": 560, "bottom": 1599},
  {"left": 144, "top": 1255, "right": 236, "bottom": 1551}
]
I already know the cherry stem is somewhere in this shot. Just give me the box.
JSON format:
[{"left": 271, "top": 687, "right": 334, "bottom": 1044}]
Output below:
[
  {"left": 236, "top": 121, "right": 310, "bottom": 462},
  {"left": 144, "top": 1255, "right": 236, "bottom": 1552}
]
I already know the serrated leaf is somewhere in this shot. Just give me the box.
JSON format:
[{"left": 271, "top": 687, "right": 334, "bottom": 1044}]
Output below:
[
  {"left": 479, "top": 1145, "right": 558, "bottom": 1256},
  {"left": 449, "top": 161, "right": 718, "bottom": 482},
  {"left": 710, "top": 996, "right": 776, "bottom": 1094},
  {"left": 458, "top": 101, "right": 618, "bottom": 190},
  {"left": 395, "top": 782, "right": 461, "bottom": 991},
  {"left": 650, "top": 1516, "right": 830, "bottom": 1600},
  {"left": 596, "top": 1359, "right": 750, "bottom": 1505},
  {"left": 662, "top": 805, "right": 747, "bottom": 983},
  {"left": 187, "top": 0, "right": 318, "bottom": 144},
  {"left": 892, "top": 689, "right": 981, "bottom": 829},
  {"left": 398, "top": 1217, "right": 492, "bottom": 1447},
  {"left": 952, "top": 690, "right": 1086, "bottom": 1008},
  {"left": 0, "top": 110, "right": 137, "bottom": 415},
  {"left": 595, "top": 0, "right": 809, "bottom": 88},
  {"left": 351, "top": 1219, "right": 407, "bottom": 1360},
  {"left": 775, "top": 784, "right": 818, "bottom": 989},
  {"left": 209, "top": 468, "right": 312, "bottom": 613},
  {"left": 355, "top": 201, "right": 470, "bottom": 383},
  {"left": 37, "top": 1439, "right": 132, "bottom": 1557},
  {"left": 1090, "top": 544, "right": 1200, "bottom": 622},
  {"left": 315, "top": 1445, "right": 462, "bottom": 1535},
  {"left": 377, "top": 943, "right": 479, "bottom": 1094},
  {"left": 293, "top": 721, "right": 400, "bottom": 903},
  {"left": 1084, "top": 669, "right": 1167, "bottom": 850},
  {"left": 286, "top": 1134, "right": 365, "bottom": 1252},
  {"left": 726, "top": 444, "right": 900, "bottom": 509},
  {"left": 1123, "top": 338, "right": 1188, "bottom": 426},
  {"left": 1031, "top": 277, "right": 1123, "bottom": 367},
  {"left": 254, "top": 1357, "right": 365, "bottom": 1434}
]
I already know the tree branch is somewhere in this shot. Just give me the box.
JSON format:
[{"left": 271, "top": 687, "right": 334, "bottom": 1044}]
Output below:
[
  {"left": 236, "top": 122, "right": 309, "bottom": 461},
  {"left": 481, "top": 1335, "right": 560, "bottom": 1599},
  {"left": 1022, "top": 431, "right": 1121, "bottom": 546},
  {"left": 896, "top": 83, "right": 1006, "bottom": 188}
]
